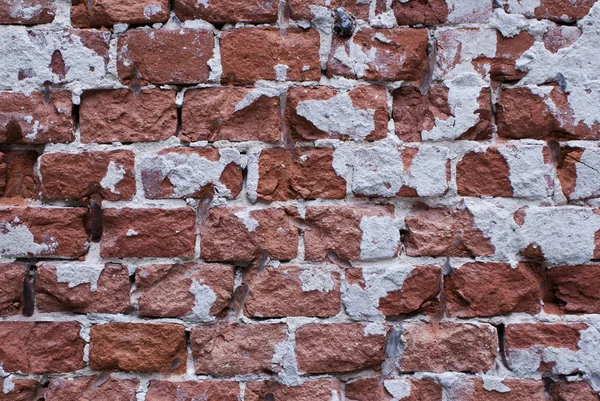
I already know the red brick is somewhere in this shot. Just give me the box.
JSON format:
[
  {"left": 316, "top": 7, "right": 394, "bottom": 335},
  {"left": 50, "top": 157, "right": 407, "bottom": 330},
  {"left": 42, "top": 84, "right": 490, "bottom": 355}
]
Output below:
[
  {"left": 0, "top": 150, "right": 39, "bottom": 202},
  {"left": 456, "top": 148, "right": 512, "bottom": 197},
  {"left": 470, "top": 379, "right": 546, "bottom": 401},
  {"left": 502, "top": 0, "right": 596, "bottom": 22},
  {"left": 345, "top": 377, "right": 442, "bottom": 401},
  {"left": 295, "top": 323, "right": 387, "bottom": 373},
  {"left": 117, "top": 29, "right": 214, "bottom": 85},
  {"left": 174, "top": 0, "right": 277, "bottom": 23},
  {"left": 505, "top": 323, "right": 585, "bottom": 351},
  {"left": 0, "top": 322, "right": 85, "bottom": 373},
  {"left": 376, "top": 265, "right": 441, "bottom": 316},
  {"left": 72, "top": 0, "right": 169, "bottom": 27},
  {"left": 200, "top": 207, "right": 299, "bottom": 262},
  {"left": 557, "top": 146, "right": 600, "bottom": 201},
  {"left": 403, "top": 208, "right": 494, "bottom": 258},
  {"left": 101, "top": 207, "right": 196, "bottom": 258},
  {"left": 35, "top": 263, "right": 132, "bottom": 314},
  {"left": 140, "top": 147, "right": 243, "bottom": 199},
  {"left": 135, "top": 263, "right": 234, "bottom": 318},
  {"left": 44, "top": 376, "right": 139, "bottom": 401},
  {"left": 191, "top": 323, "right": 287, "bottom": 376},
  {"left": 285, "top": 85, "right": 389, "bottom": 142},
  {"left": 244, "top": 264, "right": 341, "bottom": 318},
  {"left": 40, "top": 150, "right": 136, "bottom": 201},
  {"left": 0, "top": 378, "right": 42, "bottom": 401},
  {"left": 146, "top": 380, "right": 239, "bottom": 401},
  {"left": 393, "top": 85, "right": 492, "bottom": 142},
  {"left": 393, "top": 0, "right": 448, "bottom": 25},
  {"left": 444, "top": 262, "right": 542, "bottom": 318},
  {"left": 220, "top": 28, "right": 320, "bottom": 84},
  {"left": 245, "top": 379, "right": 341, "bottom": 401},
  {"left": 399, "top": 322, "right": 497, "bottom": 373},
  {"left": 327, "top": 28, "right": 429, "bottom": 82},
  {"left": 546, "top": 264, "right": 600, "bottom": 313},
  {"left": 79, "top": 89, "right": 177, "bottom": 143},
  {"left": 256, "top": 148, "right": 346, "bottom": 201},
  {"left": 0, "top": 91, "right": 72, "bottom": 144},
  {"left": 543, "top": 25, "right": 581, "bottom": 53},
  {"left": 490, "top": 31, "right": 536, "bottom": 82},
  {"left": 90, "top": 323, "right": 187, "bottom": 373},
  {"left": 550, "top": 381, "right": 600, "bottom": 401},
  {"left": 497, "top": 86, "right": 600, "bottom": 140},
  {"left": 0, "top": 207, "right": 88, "bottom": 259},
  {"left": 289, "top": 0, "right": 369, "bottom": 20},
  {"left": 0, "top": 263, "right": 28, "bottom": 316},
  {"left": 182, "top": 87, "right": 281, "bottom": 143},
  {"left": 303, "top": 205, "right": 399, "bottom": 261},
  {"left": 0, "top": 0, "right": 55, "bottom": 24}
]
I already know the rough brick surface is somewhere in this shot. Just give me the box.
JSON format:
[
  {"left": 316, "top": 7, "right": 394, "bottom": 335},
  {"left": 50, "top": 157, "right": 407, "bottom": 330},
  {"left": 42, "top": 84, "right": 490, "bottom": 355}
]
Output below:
[
  {"left": 181, "top": 87, "right": 281, "bottom": 143},
  {"left": 3, "top": 0, "right": 600, "bottom": 394},
  {"left": 0, "top": 322, "right": 85, "bottom": 373},
  {"left": 90, "top": 323, "right": 187, "bottom": 373},
  {"left": 220, "top": 28, "right": 320, "bottom": 83},
  {"left": 79, "top": 89, "right": 177, "bottom": 143},
  {"left": 117, "top": 29, "right": 214, "bottom": 85},
  {"left": 40, "top": 150, "right": 136, "bottom": 201}
]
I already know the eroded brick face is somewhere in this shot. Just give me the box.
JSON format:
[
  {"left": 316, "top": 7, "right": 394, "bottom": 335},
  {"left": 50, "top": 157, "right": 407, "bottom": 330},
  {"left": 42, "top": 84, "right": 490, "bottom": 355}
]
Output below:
[{"left": 2, "top": 0, "right": 600, "bottom": 398}]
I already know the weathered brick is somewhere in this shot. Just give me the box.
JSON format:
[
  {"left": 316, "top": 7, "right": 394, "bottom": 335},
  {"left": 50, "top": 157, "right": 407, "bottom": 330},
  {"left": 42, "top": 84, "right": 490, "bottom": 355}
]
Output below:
[
  {"left": 543, "top": 25, "right": 581, "bottom": 53},
  {"left": 469, "top": 379, "right": 546, "bottom": 401},
  {"left": 200, "top": 207, "right": 299, "bottom": 262},
  {"left": 393, "top": 0, "right": 492, "bottom": 25},
  {"left": 244, "top": 264, "right": 341, "bottom": 318},
  {"left": 181, "top": 87, "right": 281, "bottom": 143},
  {"left": 546, "top": 264, "right": 600, "bottom": 313},
  {"left": 40, "top": 150, "right": 136, "bottom": 201},
  {"left": 44, "top": 375, "right": 139, "bottom": 401},
  {"left": 344, "top": 265, "right": 441, "bottom": 320},
  {"left": 0, "top": 207, "right": 88, "bottom": 259},
  {"left": 0, "top": 262, "right": 28, "bottom": 316},
  {"left": 0, "top": 322, "right": 85, "bottom": 373},
  {"left": 191, "top": 323, "right": 287, "bottom": 376},
  {"left": 174, "top": 0, "right": 277, "bottom": 23},
  {"left": 506, "top": 323, "right": 585, "bottom": 351},
  {"left": 0, "top": 0, "right": 55, "bottom": 24},
  {"left": 245, "top": 379, "right": 341, "bottom": 401},
  {"left": 79, "top": 89, "right": 177, "bottom": 143},
  {"left": 72, "top": 0, "right": 169, "bottom": 27},
  {"left": 403, "top": 208, "right": 494, "bottom": 258},
  {"left": 345, "top": 377, "right": 442, "bottom": 401},
  {"left": 491, "top": 31, "right": 536, "bottom": 82},
  {"left": 392, "top": 85, "right": 492, "bottom": 142},
  {"left": 117, "top": 29, "right": 214, "bottom": 85},
  {"left": 0, "top": 150, "right": 39, "bottom": 202},
  {"left": 289, "top": 0, "right": 369, "bottom": 20},
  {"left": 557, "top": 146, "right": 600, "bottom": 201},
  {"left": 0, "top": 91, "right": 72, "bottom": 144},
  {"left": 457, "top": 145, "right": 555, "bottom": 198},
  {"left": 444, "top": 262, "right": 542, "bottom": 318},
  {"left": 332, "top": 144, "right": 450, "bottom": 198},
  {"left": 0, "top": 29, "right": 110, "bottom": 88},
  {"left": 101, "top": 207, "right": 196, "bottom": 258},
  {"left": 499, "top": 0, "right": 596, "bottom": 22},
  {"left": 327, "top": 28, "right": 429, "bottom": 81},
  {"left": 140, "top": 147, "right": 243, "bottom": 199},
  {"left": 0, "top": 378, "right": 42, "bottom": 401},
  {"left": 550, "top": 381, "right": 600, "bottom": 401},
  {"left": 135, "top": 263, "right": 234, "bottom": 318},
  {"left": 90, "top": 323, "right": 187, "bottom": 373},
  {"left": 285, "top": 85, "right": 388, "bottom": 142},
  {"left": 296, "top": 323, "right": 387, "bottom": 373},
  {"left": 399, "top": 322, "right": 497, "bottom": 373},
  {"left": 36, "top": 263, "right": 132, "bottom": 314},
  {"left": 220, "top": 28, "right": 320, "bottom": 84},
  {"left": 255, "top": 148, "right": 346, "bottom": 201},
  {"left": 146, "top": 380, "right": 239, "bottom": 401},
  {"left": 303, "top": 205, "right": 399, "bottom": 261},
  {"left": 497, "top": 86, "right": 600, "bottom": 140}
]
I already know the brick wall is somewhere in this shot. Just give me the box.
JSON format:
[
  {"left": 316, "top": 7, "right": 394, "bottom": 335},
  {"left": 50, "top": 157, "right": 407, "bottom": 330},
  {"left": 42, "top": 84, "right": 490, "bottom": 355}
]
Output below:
[{"left": 1, "top": 0, "right": 600, "bottom": 400}]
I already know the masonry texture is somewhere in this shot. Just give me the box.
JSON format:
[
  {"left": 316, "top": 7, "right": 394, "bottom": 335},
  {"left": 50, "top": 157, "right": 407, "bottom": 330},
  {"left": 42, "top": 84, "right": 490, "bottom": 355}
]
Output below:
[{"left": 1, "top": 0, "right": 600, "bottom": 400}]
